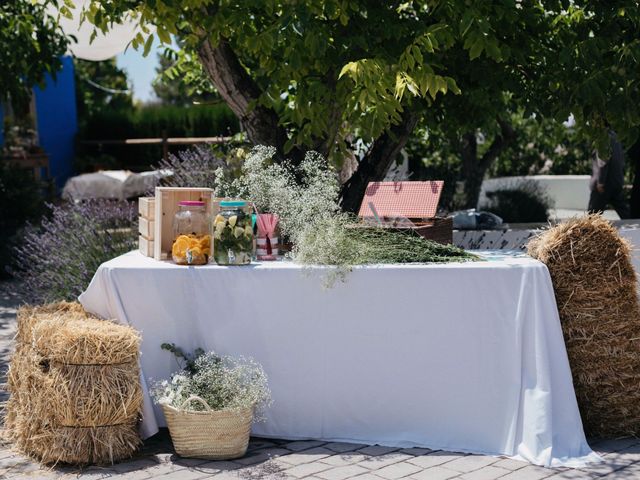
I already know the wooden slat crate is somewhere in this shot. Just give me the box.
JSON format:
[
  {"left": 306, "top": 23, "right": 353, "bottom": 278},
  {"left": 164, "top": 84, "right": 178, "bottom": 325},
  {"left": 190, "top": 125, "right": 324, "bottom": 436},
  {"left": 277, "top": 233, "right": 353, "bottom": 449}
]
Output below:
[
  {"left": 138, "top": 197, "right": 155, "bottom": 257},
  {"left": 153, "top": 187, "right": 215, "bottom": 260}
]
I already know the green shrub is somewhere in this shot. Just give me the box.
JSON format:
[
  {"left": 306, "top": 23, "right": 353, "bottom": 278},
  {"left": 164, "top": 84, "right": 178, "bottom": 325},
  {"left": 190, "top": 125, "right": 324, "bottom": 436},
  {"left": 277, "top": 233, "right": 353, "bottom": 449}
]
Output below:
[
  {"left": 77, "top": 103, "right": 240, "bottom": 171},
  {"left": 481, "top": 181, "right": 552, "bottom": 223},
  {"left": 0, "top": 163, "right": 46, "bottom": 277}
]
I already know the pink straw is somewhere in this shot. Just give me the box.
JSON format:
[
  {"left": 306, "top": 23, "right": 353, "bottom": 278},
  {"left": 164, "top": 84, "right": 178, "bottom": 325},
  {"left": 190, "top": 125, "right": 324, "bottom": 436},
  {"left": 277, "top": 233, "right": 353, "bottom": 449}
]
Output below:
[{"left": 257, "top": 213, "right": 279, "bottom": 238}]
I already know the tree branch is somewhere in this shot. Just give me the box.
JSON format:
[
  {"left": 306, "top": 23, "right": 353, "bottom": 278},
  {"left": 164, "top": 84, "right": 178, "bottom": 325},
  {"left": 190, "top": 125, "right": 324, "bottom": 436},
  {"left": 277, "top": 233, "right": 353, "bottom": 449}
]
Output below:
[
  {"left": 479, "top": 118, "right": 516, "bottom": 170},
  {"left": 339, "top": 109, "right": 420, "bottom": 213},
  {"left": 197, "top": 38, "right": 290, "bottom": 155}
]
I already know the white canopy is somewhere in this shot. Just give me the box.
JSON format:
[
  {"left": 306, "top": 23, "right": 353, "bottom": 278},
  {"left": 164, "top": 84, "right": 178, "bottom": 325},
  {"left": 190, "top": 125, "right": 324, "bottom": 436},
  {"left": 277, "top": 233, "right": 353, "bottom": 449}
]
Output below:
[{"left": 47, "top": 0, "right": 154, "bottom": 61}]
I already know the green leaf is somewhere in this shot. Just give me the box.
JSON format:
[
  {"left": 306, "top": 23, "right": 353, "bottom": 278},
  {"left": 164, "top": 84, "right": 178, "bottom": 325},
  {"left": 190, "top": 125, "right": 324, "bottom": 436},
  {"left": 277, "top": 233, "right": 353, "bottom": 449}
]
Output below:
[{"left": 143, "top": 33, "right": 155, "bottom": 57}]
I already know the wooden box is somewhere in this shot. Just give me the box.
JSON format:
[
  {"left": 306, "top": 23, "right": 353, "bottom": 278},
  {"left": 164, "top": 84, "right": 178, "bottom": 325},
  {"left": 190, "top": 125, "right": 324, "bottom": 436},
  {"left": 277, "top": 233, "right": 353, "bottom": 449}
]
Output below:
[
  {"left": 153, "top": 187, "right": 215, "bottom": 260},
  {"left": 138, "top": 197, "right": 155, "bottom": 257}
]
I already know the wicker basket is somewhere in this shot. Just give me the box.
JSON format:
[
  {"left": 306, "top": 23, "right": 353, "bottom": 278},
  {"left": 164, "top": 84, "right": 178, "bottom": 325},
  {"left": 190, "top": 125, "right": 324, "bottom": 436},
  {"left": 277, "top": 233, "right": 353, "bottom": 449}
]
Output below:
[{"left": 161, "top": 396, "right": 253, "bottom": 460}]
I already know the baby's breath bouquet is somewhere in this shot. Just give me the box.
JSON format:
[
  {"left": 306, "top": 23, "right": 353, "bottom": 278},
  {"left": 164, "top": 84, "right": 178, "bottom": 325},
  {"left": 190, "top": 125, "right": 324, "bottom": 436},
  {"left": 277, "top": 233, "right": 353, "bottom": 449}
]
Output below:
[
  {"left": 151, "top": 346, "right": 271, "bottom": 419},
  {"left": 213, "top": 145, "right": 477, "bottom": 284}
]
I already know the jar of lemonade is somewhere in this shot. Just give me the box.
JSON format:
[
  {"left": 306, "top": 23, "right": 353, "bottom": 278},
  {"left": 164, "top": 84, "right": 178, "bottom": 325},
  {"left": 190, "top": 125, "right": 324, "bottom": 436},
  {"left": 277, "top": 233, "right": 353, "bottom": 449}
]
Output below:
[
  {"left": 213, "top": 200, "right": 253, "bottom": 265},
  {"left": 171, "top": 201, "right": 211, "bottom": 265}
]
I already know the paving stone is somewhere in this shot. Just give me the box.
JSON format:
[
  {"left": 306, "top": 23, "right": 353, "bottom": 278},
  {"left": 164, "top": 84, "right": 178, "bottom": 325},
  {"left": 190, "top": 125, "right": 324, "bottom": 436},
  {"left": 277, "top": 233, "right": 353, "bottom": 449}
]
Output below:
[
  {"left": 498, "top": 465, "right": 556, "bottom": 480},
  {"left": 409, "top": 465, "right": 459, "bottom": 480},
  {"left": 599, "top": 461, "right": 640, "bottom": 479},
  {"left": 234, "top": 448, "right": 291, "bottom": 466},
  {"left": 407, "top": 452, "right": 466, "bottom": 469},
  {"left": 111, "top": 457, "right": 158, "bottom": 473},
  {"left": 285, "top": 441, "right": 327, "bottom": 452},
  {"left": 443, "top": 455, "right": 498, "bottom": 473},
  {"left": 283, "top": 461, "right": 334, "bottom": 478},
  {"left": 325, "top": 443, "right": 366, "bottom": 454},
  {"left": 374, "top": 461, "right": 422, "bottom": 479},
  {"left": 319, "top": 453, "right": 368, "bottom": 467},
  {"left": 158, "top": 469, "right": 212, "bottom": 480},
  {"left": 591, "top": 438, "right": 640, "bottom": 455},
  {"left": 233, "top": 459, "right": 289, "bottom": 480},
  {"left": 316, "top": 464, "right": 370, "bottom": 480},
  {"left": 358, "top": 453, "right": 412, "bottom": 470},
  {"left": 357, "top": 446, "right": 401, "bottom": 457},
  {"left": 492, "top": 459, "right": 529, "bottom": 471},
  {"left": 189, "top": 460, "right": 240, "bottom": 474},
  {"left": 459, "top": 465, "right": 512, "bottom": 480},
  {"left": 398, "top": 448, "right": 434, "bottom": 457},
  {"left": 543, "top": 469, "right": 600, "bottom": 479},
  {"left": 279, "top": 447, "right": 334, "bottom": 465}
]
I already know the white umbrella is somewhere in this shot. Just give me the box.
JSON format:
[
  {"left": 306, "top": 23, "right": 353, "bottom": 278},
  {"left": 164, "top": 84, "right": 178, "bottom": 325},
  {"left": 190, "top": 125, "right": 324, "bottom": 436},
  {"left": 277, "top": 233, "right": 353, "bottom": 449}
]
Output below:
[{"left": 47, "top": 0, "right": 154, "bottom": 61}]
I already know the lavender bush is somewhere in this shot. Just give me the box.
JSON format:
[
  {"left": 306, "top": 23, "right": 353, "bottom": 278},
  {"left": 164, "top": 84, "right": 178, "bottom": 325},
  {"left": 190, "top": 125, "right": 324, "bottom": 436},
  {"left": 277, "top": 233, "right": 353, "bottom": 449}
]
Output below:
[
  {"left": 12, "top": 200, "right": 137, "bottom": 303},
  {"left": 157, "top": 144, "right": 244, "bottom": 189}
]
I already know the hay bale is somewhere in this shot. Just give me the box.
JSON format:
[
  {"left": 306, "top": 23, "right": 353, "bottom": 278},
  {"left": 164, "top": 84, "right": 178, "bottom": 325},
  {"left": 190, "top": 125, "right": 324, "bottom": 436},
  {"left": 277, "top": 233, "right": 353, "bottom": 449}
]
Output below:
[
  {"left": 4, "top": 302, "right": 143, "bottom": 465},
  {"left": 528, "top": 214, "right": 640, "bottom": 437}
]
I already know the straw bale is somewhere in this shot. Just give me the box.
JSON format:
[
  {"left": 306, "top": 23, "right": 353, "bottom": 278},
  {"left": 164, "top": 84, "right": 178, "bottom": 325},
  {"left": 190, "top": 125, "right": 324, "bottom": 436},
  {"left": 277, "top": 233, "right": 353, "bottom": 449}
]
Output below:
[
  {"left": 15, "top": 301, "right": 85, "bottom": 345},
  {"left": 31, "top": 310, "right": 140, "bottom": 365},
  {"left": 38, "top": 423, "right": 141, "bottom": 465},
  {"left": 4, "top": 302, "right": 142, "bottom": 465},
  {"left": 528, "top": 214, "right": 640, "bottom": 437},
  {"left": 47, "top": 362, "right": 142, "bottom": 427}
]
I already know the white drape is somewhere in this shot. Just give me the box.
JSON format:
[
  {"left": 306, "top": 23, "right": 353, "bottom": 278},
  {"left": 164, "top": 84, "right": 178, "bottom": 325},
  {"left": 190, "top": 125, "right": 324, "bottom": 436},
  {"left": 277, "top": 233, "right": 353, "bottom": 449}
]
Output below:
[{"left": 79, "top": 251, "right": 600, "bottom": 468}]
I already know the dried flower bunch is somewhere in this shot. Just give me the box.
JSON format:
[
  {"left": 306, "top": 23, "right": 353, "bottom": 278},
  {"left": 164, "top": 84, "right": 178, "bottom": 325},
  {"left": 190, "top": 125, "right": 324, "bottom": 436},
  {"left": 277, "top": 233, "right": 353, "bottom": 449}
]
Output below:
[{"left": 151, "top": 346, "right": 271, "bottom": 418}]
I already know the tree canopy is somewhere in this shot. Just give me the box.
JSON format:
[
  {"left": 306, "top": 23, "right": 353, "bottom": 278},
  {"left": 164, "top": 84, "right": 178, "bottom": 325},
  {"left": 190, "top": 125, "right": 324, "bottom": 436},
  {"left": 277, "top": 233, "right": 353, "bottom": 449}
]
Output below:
[
  {"left": 0, "top": 1, "right": 69, "bottom": 109},
  {"left": 74, "top": 0, "right": 640, "bottom": 210}
]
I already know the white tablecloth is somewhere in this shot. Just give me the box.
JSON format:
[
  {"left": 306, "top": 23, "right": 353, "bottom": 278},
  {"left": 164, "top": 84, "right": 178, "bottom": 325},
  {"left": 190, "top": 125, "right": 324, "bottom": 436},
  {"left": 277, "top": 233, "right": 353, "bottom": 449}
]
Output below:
[{"left": 79, "top": 251, "right": 599, "bottom": 468}]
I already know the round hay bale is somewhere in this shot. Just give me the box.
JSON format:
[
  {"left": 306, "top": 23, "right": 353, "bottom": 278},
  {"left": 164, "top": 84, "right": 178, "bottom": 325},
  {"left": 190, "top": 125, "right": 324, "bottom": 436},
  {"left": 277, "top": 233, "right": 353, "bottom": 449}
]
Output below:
[
  {"left": 528, "top": 214, "right": 640, "bottom": 437},
  {"left": 4, "top": 302, "right": 143, "bottom": 465}
]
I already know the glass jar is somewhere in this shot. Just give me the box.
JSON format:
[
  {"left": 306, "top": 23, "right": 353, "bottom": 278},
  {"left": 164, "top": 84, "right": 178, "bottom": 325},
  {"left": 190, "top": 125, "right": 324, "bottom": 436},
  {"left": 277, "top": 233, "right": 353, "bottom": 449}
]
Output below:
[
  {"left": 213, "top": 200, "right": 253, "bottom": 265},
  {"left": 171, "top": 201, "right": 211, "bottom": 265}
]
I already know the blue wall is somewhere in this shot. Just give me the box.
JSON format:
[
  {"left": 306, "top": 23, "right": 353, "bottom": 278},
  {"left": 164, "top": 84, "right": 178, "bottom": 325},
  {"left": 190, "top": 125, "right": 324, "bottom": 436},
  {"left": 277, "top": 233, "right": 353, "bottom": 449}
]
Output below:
[{"left": 33, "top": 56, "right": 78, "bottom": 190}]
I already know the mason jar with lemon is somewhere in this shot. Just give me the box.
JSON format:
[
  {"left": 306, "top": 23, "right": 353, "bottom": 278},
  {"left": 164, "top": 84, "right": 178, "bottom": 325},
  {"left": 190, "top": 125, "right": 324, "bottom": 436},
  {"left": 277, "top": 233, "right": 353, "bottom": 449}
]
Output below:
[
  {"left": 213, "top": 200, "right": 254, "bottom": 265},
  {"left": 171, "top": 201, "right": 212, "bottom": 265}
]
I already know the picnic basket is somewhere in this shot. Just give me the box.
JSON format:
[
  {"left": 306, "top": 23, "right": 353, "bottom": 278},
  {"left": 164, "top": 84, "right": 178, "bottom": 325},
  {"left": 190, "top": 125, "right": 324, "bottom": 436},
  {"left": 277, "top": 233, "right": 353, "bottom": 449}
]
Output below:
[
  {"left": 358, "top": 181, "right": 453, "bottom": 245},
  {"left": 161, "top": 396, "right": 253, "bottom": 460}
]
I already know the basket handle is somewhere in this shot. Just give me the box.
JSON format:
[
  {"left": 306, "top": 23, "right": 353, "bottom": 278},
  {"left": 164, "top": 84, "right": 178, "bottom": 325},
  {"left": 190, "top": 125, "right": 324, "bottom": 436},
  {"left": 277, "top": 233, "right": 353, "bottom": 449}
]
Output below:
[{"left": 179, "top": 395, "right": 212, "bottom": 412}]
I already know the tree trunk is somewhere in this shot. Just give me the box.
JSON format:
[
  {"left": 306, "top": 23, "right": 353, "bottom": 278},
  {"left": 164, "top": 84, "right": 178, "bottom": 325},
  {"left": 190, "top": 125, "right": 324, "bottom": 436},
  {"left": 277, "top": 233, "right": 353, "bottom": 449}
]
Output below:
[
  {"left": 340, "top": 110, "right": 419, "bottom": 213},
  {"left": 461, "top": 119, "right": 516, "bottom": 209},
  {"left": 198, "top": 38, "right": 308, "bottom": 163},
  {"left": 629, "top": 140, "right": 640, "bottom": 218}
]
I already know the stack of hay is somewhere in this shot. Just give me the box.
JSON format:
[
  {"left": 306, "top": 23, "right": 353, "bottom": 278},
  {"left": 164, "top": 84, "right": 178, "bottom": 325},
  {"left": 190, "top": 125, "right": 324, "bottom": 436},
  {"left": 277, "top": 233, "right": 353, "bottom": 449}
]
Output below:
[
  {"left": 528, "top": 214, "right": 640, "bottom": 437},
  {"left": 4, "top": 302, "right": 142, "bottom": 465}
]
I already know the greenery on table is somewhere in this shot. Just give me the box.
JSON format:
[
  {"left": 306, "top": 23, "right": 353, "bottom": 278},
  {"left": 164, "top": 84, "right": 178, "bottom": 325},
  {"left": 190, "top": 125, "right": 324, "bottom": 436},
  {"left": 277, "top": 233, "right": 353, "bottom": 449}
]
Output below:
[
  {"left": 216, "top": 146, "right": 476, "bottom": 284},
  {"left": 152, "top": 347, "right": 271, "bottom": 416},
  {"left": 61, "top": 0, "right": 640, "bottom": 211}
]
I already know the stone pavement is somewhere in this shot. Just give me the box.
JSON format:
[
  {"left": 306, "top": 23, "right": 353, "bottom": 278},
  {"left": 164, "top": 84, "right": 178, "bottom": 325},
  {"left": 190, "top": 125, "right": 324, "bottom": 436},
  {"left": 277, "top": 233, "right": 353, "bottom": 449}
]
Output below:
[{"left": 2, "top": 281, "right": 640, "bottom": 479}]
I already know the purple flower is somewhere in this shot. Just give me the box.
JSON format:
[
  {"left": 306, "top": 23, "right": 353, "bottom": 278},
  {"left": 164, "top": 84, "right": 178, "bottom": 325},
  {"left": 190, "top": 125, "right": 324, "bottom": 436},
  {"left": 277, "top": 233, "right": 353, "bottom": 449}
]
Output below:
[{"left": 11, "top": 199, "right": 137, "bottom": 303}]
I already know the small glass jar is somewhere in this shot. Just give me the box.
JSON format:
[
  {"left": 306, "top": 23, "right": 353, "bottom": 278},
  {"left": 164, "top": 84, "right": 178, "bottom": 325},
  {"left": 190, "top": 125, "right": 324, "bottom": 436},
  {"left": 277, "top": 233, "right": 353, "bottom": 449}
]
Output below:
[
  {"left": 172, "top": 201, "right": 211, "bottom": 265},
  {"left": 213, "top": 200, "right": 253, "bottom": 265}
]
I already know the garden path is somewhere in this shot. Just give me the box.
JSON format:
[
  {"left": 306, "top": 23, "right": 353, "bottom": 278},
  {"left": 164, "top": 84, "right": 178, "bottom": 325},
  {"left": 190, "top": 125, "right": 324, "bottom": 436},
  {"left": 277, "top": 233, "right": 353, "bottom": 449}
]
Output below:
[{"left": 1, "top": 280, "right": 639, "bottom": 480}]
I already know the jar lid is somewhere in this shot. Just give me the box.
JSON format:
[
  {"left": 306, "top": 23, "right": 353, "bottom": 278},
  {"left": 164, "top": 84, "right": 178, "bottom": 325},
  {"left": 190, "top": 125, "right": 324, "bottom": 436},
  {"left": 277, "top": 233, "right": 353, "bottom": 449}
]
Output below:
[
  {"left": 178, "top": 200, "right": 205, "bottom": 206},
  {"left": 220, "top": 200, "right": 247, "bottom": 207}
]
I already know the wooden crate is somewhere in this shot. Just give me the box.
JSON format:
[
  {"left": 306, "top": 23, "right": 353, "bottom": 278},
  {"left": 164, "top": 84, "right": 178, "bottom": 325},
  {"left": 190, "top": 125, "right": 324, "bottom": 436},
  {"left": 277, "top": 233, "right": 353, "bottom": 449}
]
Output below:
[
  {"left": 153, "top": 187, "right": 215, "bottom": 260},
  {"left": 138, "top": 197, "right": 155, "bottom": 220},
  {"left": 139, "top": 235, "right": 154, "bottom": 257},
  {"left": 138, "top": 197, "right": 155, "bottom": 257}
]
